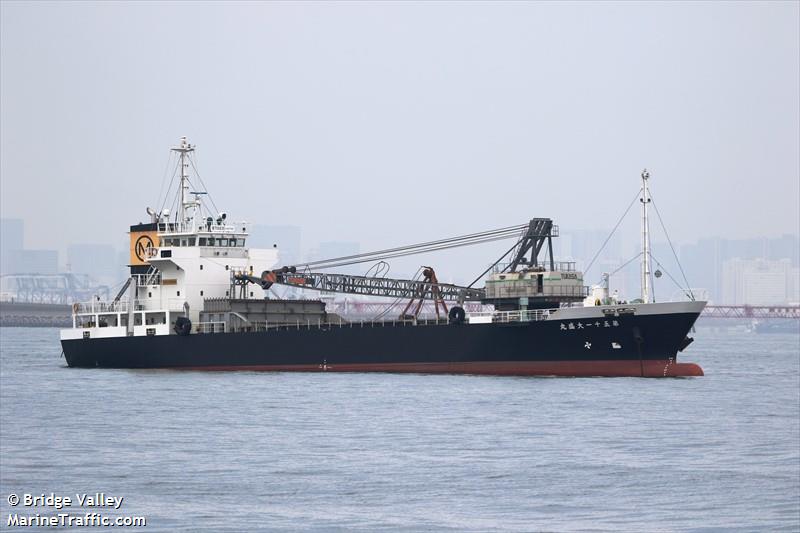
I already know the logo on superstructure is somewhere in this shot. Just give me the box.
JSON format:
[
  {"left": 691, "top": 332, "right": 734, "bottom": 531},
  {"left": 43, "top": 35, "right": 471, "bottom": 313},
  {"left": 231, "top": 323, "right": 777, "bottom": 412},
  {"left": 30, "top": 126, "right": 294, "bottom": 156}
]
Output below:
[{"left": 135, "top": 235, "right": 155, "bottom": 262}]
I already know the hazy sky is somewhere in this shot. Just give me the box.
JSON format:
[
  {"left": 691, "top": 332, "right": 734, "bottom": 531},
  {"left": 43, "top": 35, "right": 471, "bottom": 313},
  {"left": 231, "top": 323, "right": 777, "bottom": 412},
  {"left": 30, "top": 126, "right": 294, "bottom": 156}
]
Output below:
[{"left": 2, "top": 1, "right": 798, "bottom": 277}]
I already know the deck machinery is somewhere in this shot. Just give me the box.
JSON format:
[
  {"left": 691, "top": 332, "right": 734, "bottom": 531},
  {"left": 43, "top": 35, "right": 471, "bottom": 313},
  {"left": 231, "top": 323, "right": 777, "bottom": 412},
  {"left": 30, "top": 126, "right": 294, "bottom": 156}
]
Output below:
[{"left": 230, "top": 217, "right": 586, "bottom": 323}]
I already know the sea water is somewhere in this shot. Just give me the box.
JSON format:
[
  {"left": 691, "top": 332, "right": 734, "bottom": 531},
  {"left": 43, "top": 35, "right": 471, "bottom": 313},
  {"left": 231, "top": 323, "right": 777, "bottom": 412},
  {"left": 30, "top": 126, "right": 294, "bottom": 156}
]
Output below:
[{"left": 0, "top": 327, "right": 798, "bottom": 532}]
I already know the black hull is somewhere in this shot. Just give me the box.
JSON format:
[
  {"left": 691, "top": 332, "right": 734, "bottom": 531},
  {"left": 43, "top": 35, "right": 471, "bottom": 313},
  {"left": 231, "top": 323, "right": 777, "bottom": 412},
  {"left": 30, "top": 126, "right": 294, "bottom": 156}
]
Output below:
[{"left": 62, "top": 311, "right": 703, "bottom": 377}]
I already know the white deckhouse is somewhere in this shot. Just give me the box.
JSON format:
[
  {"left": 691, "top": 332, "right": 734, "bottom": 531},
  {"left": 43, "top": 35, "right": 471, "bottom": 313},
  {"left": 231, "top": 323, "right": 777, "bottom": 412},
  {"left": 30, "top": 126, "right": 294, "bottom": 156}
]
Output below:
[{"left": 61, "top": 138, "right": 279, "bottom": 341}]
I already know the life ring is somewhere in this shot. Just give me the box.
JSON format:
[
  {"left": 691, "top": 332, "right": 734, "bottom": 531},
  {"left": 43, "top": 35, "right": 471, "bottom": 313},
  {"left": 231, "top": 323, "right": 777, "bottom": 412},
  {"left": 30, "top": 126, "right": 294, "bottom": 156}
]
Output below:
[
  {"left": 174, "top": 316, "right": 192, "bottom": 336},
  {"left": 449, "top": 306, "right": 466, "bottom": 324}
]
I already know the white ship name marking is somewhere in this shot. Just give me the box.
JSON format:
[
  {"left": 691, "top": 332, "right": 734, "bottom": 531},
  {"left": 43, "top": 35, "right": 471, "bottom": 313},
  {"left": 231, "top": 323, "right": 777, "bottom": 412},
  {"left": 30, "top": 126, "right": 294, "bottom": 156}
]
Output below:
[{"left": 561, "top": 321, "right": 619, "bottom": 332}]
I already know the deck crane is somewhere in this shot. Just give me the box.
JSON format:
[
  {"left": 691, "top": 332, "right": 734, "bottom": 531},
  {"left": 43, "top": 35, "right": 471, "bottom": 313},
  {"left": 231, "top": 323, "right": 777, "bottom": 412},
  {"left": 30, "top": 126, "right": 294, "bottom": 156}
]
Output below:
[
  {"left": 230, "top": 218, "right": 575, "bottom": 319},
  {"left": 231, "top": 266, "right": 483, "bottom": 321},
  {"left": 399, "top": 267, "right": 450, "bottom": 320}
]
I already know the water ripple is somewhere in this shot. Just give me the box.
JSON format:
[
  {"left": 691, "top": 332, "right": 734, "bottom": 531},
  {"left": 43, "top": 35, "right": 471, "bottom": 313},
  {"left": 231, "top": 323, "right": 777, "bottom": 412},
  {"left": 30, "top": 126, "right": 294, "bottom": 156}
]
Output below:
[{"left": 1, "top": 327, "right": 798, "bottom": 531}]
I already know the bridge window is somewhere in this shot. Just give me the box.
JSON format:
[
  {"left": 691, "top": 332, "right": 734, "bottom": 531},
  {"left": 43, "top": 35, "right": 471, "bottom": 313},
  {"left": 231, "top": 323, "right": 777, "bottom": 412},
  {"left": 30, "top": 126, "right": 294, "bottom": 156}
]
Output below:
[{"left": 218, "top": 238, "right": 229, "bottom": 247}]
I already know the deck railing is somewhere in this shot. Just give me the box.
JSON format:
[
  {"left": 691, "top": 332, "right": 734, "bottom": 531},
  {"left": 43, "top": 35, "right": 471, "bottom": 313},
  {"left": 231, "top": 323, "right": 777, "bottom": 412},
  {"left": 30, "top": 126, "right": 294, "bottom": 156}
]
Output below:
[
  {"left": 157, "top": 221, "right": 245, "bottom": 234},
  {"left": 218, "top": 316, "right": 451, "bottom": 333},
  {"left": 204, "top": 308, "right": 560, "bottom": 334},
  {"left": 468, "top": 308, "right": 556, "bottom": 323},
  {"left": 72, "top": 298, "right": 186, "bottom": 315},
  {"left": 196, "top": 321, "right": 226, "bottom": 333}
]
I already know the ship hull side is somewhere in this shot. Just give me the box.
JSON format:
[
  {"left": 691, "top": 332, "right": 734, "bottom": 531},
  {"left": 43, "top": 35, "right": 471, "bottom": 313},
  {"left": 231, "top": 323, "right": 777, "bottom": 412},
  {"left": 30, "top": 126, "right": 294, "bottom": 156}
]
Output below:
[{"left": 61, "top": 310, "right": 703, "bottom": 377}]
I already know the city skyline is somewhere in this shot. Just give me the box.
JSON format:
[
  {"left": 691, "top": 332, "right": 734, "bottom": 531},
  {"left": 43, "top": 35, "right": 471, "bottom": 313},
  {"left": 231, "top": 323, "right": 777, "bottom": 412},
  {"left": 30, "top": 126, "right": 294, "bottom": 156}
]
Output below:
[{"left": 2, "top": 215, "right": 797, "bottom": 305}]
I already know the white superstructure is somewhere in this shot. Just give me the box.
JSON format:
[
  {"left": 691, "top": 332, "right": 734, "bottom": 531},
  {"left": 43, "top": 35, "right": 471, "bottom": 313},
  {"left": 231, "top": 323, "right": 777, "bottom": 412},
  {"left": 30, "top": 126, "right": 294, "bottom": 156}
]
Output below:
[{"left": 60, "top": 137, "right": 279, "bottom": 341}]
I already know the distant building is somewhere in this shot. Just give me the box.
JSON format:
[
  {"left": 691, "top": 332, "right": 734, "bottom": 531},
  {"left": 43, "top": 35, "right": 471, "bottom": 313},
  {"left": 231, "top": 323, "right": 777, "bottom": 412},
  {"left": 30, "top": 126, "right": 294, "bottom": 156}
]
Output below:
[
  {"left": 680, "top": 235, "right": 800, "bottom": 303},
  {"left": 557, "top": 229, "right": 630, "bottom": 298},
  {"left": 67, "top": 244, "right": 122, "bottom": 285},
  {"left": 317, "top": 241, "right": 359, "bottom": 259},
  {"left": 117, "top": 248, "right": 129, "bottom": 268},
  {"left": 310, "top": 241, "right": 361, "bottom": 274},
  {"left": 790, "top": 267, "right": 800, "bottom": 305},
  {"left": 7, "top": 249, "right": 59, "bottom": 275},
  {"left": 721, "top": 258, "right": 795, "bottom": 305},
  {"left": 248, "top": 225, "right": 302, "bottom": 266},
  {"left": 0, "top": 218, "right": 24, "bottom": 274},
  {"left": 557, "top": 229, "right": 623, "bottom": 273},
  {"left": 679, "top": 238, "right": 725, "bottom": 303}
]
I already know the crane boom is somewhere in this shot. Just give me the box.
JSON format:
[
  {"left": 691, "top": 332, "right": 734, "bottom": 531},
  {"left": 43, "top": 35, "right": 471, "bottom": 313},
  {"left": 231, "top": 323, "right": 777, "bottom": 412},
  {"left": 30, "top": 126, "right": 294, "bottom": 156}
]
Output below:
[{"left": 233, "top": 270, "right": 485, "bottom": 303}]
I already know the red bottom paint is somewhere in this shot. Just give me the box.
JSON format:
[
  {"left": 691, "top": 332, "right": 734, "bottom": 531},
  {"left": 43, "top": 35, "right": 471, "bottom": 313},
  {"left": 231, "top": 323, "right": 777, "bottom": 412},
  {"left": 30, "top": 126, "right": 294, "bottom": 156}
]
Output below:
[{"left": 178, "top": 360, "right": 704, "bottom": 377}]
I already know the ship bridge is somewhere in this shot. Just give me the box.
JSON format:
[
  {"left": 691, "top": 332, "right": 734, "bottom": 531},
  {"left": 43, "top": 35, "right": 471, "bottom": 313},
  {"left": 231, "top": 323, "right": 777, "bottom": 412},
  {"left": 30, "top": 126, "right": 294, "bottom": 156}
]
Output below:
[
  {"left": 153, "top": 218, "right": 249, "bottom": 258},
  {"left": 102, "top": 136, "right": 280, "bottom": 335}
]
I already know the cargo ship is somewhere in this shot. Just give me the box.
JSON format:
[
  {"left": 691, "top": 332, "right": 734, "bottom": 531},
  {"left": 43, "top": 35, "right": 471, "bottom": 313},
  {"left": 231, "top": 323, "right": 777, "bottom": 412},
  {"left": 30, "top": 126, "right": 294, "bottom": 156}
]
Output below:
[{"left": 60, "top": 138, "right": 704, "bottom": 377}]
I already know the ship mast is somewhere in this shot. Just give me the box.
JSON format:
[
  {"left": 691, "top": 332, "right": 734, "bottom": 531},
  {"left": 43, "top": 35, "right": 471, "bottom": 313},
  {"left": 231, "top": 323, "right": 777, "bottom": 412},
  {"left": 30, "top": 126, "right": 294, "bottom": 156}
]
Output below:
[
  {"left": 171, "top": 137, "right": 194, "bottom": 226},
  {"left": 640, "top": 168, "right": 652, "bottom": 303}
]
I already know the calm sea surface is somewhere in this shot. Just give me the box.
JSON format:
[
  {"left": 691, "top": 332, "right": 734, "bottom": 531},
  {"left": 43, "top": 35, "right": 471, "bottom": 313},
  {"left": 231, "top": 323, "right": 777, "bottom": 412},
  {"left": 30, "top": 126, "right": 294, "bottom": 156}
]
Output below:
[{"left": 1, "top": 327, "right": 798, "bottom": 532}]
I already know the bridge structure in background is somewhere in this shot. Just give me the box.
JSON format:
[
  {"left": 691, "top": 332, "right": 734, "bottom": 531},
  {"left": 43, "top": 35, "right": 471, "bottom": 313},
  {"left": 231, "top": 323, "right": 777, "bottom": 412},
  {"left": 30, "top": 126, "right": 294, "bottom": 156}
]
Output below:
[
  {"left": 702, "top": 305, "right": 800, "bottom": 319},
  {"left": 0, "top": 273, "right": 111, "bottom": 305}
]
